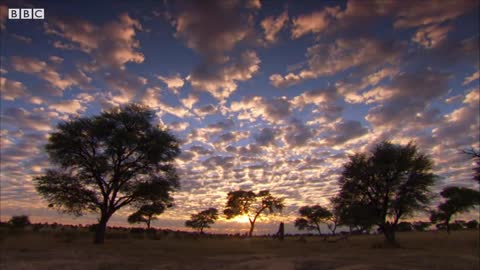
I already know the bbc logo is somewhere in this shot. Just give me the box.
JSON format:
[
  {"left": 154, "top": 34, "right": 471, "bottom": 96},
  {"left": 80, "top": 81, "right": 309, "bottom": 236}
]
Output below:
[{"left": 8, "top": 8, "right": 45, "bottom": 19}]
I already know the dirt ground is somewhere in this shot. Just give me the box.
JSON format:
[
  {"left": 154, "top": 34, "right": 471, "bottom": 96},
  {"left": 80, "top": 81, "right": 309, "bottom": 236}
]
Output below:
[{"left": 0, "top": 230, "right": 478, "bottom": 270}]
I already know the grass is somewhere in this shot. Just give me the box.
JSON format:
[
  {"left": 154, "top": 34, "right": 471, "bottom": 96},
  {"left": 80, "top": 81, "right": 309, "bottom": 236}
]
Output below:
[{"left": 0, "top": 229, "right": 478, "bottom": 269}]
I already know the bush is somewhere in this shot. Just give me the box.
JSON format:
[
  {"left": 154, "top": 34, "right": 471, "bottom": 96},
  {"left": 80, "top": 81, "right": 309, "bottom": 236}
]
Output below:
[
  {"left": 466, "top": 220, "right": 478, "bottom": 229},
  {"left": 397, "top": 222, "right": 413, "bottom": 232},
  {"left": 8, "top": 215, "right": 31, "bottom": 229}
]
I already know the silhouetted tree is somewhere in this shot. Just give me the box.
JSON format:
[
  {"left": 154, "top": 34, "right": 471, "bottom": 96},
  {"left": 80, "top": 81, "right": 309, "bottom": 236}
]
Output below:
[
  {"left": 327, "top": 196, "right": 342, "bottom": 235},
  {"left": 334, "top": 200, "right": 376, "bottom": 233},
  {"left": 8, "top": 215, "right": 31, "bottom": 229},
  {"left": 185, "top": 208, "right": 219, "bottom": 233},
  {"left": 463, "top": 147, "right": 480, "bottom": 184},
  {"left": 34, "top": 104, "right": 180, "bottom": 244},
  {"left": 397, "top": 221, "right": 413, "bottom": 232},
  {"left": 430, "top": 187, "right": 480, "bottom": 233},
  {"left": 294, "top": 205, "right": 332, "bottom": 236},
  {"left": 224, "top": 190, "right": 284, "bottom": 237},
  {"left": 337, "top": 141, "right": 437, "bottom": 245},
  {"left": 412, "top": 221, "right": 430, "bottom": 231},
  {"left": 128, "top": 203, "right": 169, "bottom": 229},
  {"left": 466, "top": 220, "right": 478, "bottom": 229}
]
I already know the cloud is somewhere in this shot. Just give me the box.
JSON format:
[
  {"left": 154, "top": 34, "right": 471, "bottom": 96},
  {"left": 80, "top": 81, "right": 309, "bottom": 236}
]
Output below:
[
  {"left": 412, "top": 24, "right": 453, "bottom": 49},
  {"left": 207, "top": 118, "right": 235, "bottom": 131},
  {"left": 392, "top": 0, "right": 477, "bottom": 28},
  {"left": 365, "top": 70, "right": 451, "bottom": 128},
  {"left": 170, "top": 0, "right": 253, "bottom": 64},
  {"left": 188, "top": 50, "right": 260, "bottom": 101},
  {"left": 49, "top": 99, "right": 86, "bottom": 114},
  {"left": 10, "top": 56, "right": 92, "bottom": 95},
  {"left": 1, "top": 107, "right": 53, "bottom": 132},
  {"left": 270, "top": 38, "right": 403, "bottom": 87},
  {"left": 45, "top": 13, "right": 144, "bottom": 70},
  {"left": 291, "top": 7, "right": 340, "bottom": 39},
  {"left": 324, "top": 120, "right": 368, "bottom": 146},
  {"left": 202, "top": 155, "right": 235, "bottom": 170},
  {"left": 292, "top": 87, "right": 343, "bottom": 120},
  {"left": 11, "top": 34, "right": 32, "bottom": 44},
  {"left": 231, "top": 96, "right": 292, "bottom": 123},
  {"left": 261, "top": 11, "right": 288, "bottom": 44},
  {"left": 283, "top": 118, "right": 314, "bottom": 147},
  {"left": 432, "top": 89, "right": 479, "bottom": 149},
  {"left": 180, "top": 94, "right": 199, "bottom": 109},
  {"left": 0, "top": 77, "right": 28, "bottom": 101},
  {"left": 254, "top": 127, "right": 277, "bottom": 146},
  {"left": 463, "top": 70, "right": 479, "bottom": 86},
  {"left": 157, "top": 74, "right": 185, "bottom": 94},
  {"left": 104, "top": 70, "right": 147, "bottom": 103},
  {"left": 194, "top": 104, "right": 217, "bottom": 117},
  {"left": 140, "top": 87, "right": 192, "bottom": 119},
  {"left": 246, "top": 0, "right": 261, "bottom": 9},
  {"left": 48, "top": 56, "right": 64, "bottom": 64}
]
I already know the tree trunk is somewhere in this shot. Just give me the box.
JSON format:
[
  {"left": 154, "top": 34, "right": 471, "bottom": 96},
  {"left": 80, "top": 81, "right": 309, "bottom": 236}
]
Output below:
[
  {"left": 147, "top": 219, "right": 151, "bottom": 230},
  {"left": 382, "top": 224, "right": 397, "bottom": 246},
  {"left": 249, "top": 221, "right": 255, "bottom": 237},
  {"left": 94, "top": 216, "right": 109, "bottom": 244}
]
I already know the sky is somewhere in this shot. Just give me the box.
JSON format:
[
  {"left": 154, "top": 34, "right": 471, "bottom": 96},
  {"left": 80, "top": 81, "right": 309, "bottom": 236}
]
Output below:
[{"left": 0, "top": 0, "right": 479, "bottom": 235}]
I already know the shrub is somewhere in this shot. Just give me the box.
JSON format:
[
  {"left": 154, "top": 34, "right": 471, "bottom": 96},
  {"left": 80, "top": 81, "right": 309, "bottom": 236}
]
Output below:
[{"left": 8, "top": 215, "right": 31, "bottom": 229}]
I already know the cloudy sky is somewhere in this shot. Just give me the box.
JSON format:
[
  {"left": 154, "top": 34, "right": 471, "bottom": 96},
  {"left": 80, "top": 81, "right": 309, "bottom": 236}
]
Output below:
[{"left": 0, "top": 0, "right": 479, "bottom": 234}]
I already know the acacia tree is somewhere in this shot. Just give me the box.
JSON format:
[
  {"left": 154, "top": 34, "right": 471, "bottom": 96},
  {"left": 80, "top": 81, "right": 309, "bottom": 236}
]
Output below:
[
  {"left": 224, "top": 190, "right": 284, "bottom": 237},
  {"left": 430, "top": 187, "right": 480, "bottom": 233},
  {"left": 34, "top": 104, "right": 180, "bottom": 244},
  {"left": 334, "top": 199, "right": 376, "bottom": 233},
  {"left": 185, "top": 208, "right": 219, "bottom": 233},
  {"left": 337, "top": 141, "right": 437, "bottom": 245},
  {"left": 431, "top": 148, "right": 480, "bottom": 233},
  {"left": 8, "top": 215, "right": 31, "bottom": 229},
  {"left": 294, "top": 205, "right": 332, "bottom": 236},
  {"left": 412, "top": 221, "right": 430, "bottom": 232},
  {"left": 128, "top": 203, "right": 169, "bottom": 229}
]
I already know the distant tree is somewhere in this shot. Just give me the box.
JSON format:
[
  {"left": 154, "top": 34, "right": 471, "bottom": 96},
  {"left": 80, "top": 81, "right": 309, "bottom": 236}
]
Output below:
[
  {"left": 224, "top": 190, "right": 284, "bottom": 237},
  {"left": 128, "top": 203, "right": 169, "bottom": 229},
  {"left": 466, "top": 220, "right": 479, "bottom": 229},
  {"left": 463, "top": 147, "right": 480, "bottom": 184},
  {"left": 294, "top": 205, "right": 332, "bottom": 236},
  {"left": 185, "top": 208, "right": 219, "bottom": 233},
  {"left": 453, "top": 220, "right": 467, "bottom": 229},
  {"left": 337, "top": 141, "right": 437, "bottom": 245},
  {"left": 397, "top": 222, "right": 413, "bottom": 232},
  {"left": 431, "top": 186, "right": 480, "bottom": 233},
  {"left": 34, "top": 104, "right": 181, "bottom": 244},
  {"left": 412, "top": 221, "right": 430, "bottom": 232},
  {"left": 326, "top": 196, "right": 342, "bottom": 235},
  {"left": 8, "top": 215, "right": 31, "bottom": 229}
]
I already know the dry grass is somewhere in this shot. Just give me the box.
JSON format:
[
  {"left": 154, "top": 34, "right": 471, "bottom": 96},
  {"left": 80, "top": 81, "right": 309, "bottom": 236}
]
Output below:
[{"left": 0, "top": 230, "right": 478, "bottom": 269}]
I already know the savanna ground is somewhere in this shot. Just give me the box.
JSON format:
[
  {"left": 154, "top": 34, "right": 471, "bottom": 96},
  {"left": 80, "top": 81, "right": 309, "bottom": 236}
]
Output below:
[{"left": 0, "top": 229, "right": 478, "bottom": 270}]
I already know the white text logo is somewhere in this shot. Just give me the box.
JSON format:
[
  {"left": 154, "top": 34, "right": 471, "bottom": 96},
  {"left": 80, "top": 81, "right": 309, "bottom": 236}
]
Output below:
[{"left": 8, "top": 8, "right": 45, "bottom": 20}]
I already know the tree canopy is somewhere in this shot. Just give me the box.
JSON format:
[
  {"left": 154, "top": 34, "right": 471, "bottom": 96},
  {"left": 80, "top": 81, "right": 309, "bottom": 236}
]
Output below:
[
  {"left": 224, "top": 190, "right": 284, "bottom": 237},
  {"left": 185, "top": 208, "right": 219, "bottom": 233},
  {"left": 336, "top": 141, "right": 437, "bottom": 245},
  {"left": 8, "top": 215, "right": 31, "bottom": 229},
  {"left": 128, "top": 203, "right": 169, "bottom": 229},
  {"left": 34, "top": 104, "right": 180, "bottom": 244},
  {"left": 430, "top": 186, "right": 480, "bottom": 233},
  {"left": 294, "top": 205, "right": 332, "bottom": 235}
]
